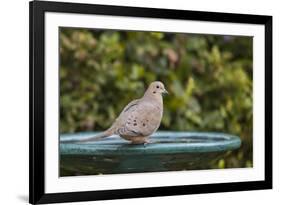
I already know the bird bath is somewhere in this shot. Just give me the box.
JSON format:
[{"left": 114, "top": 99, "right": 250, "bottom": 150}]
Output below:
[{"left": 60, "top": 131, "right": 241, "bottom": 176}]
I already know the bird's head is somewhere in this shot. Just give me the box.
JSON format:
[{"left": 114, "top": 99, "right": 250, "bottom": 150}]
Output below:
[{"left": 146, "top": 81, "right": 168, "bottom": 97}]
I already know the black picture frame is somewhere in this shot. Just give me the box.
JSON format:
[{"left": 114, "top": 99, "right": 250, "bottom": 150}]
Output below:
[{"left": 29, "top": 0, "right": 272, "bottom": 204}]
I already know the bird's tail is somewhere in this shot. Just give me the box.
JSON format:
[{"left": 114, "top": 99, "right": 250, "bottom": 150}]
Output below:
[
  {"left": 61, "top": 129, "right": 113, "bottom": 144},
  {"left": 79, "top": 130, "right": 112, "bottom": 142}
]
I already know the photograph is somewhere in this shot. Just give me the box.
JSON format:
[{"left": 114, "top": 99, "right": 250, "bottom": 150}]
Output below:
[
  {"left": 29, "top": 1, "right": 272, "bottom": 203},
  {"left": 59, "top": 27, "right": 252, "bottom": 176}
]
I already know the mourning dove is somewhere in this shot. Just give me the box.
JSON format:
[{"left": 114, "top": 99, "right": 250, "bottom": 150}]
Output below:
[{"left": 77, "top": 81, "right": 168, "bottom": 144}]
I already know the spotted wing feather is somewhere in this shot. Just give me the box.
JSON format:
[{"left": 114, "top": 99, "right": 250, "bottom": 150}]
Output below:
[{"left": 115, "top": 100, "right": 162, "bottom": 137}]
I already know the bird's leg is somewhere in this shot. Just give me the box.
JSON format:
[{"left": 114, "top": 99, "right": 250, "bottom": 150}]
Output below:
[
  {"left": 143, "top": 138, "right": 151, "bottom": 147},
  {"left": 130, "top": 136, "right": 150, "bottom": 145}
]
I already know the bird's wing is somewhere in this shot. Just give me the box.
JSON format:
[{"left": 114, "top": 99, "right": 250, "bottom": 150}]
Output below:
[
  {"left": 115, "top": 101, "right": 161, "bottom": 137},
  {"left": 109, "top": 99, "right": 140, "bottom": 134},
  {"left": 120, "top": 99, "right": 140, "bottom": 114}
]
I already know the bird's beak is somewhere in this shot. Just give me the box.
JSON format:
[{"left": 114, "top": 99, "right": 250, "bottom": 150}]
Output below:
[{"left": 162, "top": 89, "right": 169, "bottom": 95}]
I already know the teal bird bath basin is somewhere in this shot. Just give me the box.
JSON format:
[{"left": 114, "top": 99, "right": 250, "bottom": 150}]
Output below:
[{"left": 60, "top": 131, "right": 241, "bottom": 176}]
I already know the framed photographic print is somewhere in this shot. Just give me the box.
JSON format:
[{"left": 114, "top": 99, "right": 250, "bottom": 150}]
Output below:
[{"left": 29, "top": 0, "right": 272, "bottom": 204}]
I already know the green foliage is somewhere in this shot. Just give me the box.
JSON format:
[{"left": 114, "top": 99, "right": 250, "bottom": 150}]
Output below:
[{"left": 59, "top": 28, "right": 253, "bottom": 168}]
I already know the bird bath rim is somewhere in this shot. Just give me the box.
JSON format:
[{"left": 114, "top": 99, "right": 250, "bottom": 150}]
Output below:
[{"left": 60, "top": 131, "right": 241, "bottom": 156}]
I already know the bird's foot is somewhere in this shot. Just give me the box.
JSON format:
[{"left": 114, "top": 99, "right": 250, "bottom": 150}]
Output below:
[
  {"left": 143, "top": 139, "right": 151, "bottom": 147},
  {"left": 130, "top": 138, "right": 150, "bottom": 146}
]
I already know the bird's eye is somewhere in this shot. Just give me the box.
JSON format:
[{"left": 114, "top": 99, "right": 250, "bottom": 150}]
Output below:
[{"left": 156, "top": 85, "right": 159, "bottom": 89}]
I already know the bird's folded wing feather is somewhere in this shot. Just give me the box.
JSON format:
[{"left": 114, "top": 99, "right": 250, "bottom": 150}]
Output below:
[
  {"left": 116, "top": 101, "right": 159, "bottom": 137},
  {"left": 120, "top": 99, "right": 140, "bottom": 114}
]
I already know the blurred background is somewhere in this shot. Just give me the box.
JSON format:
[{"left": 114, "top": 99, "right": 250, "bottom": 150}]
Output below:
[{"left": 59, "top": 27, "right": 253, "bottom": 169}]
